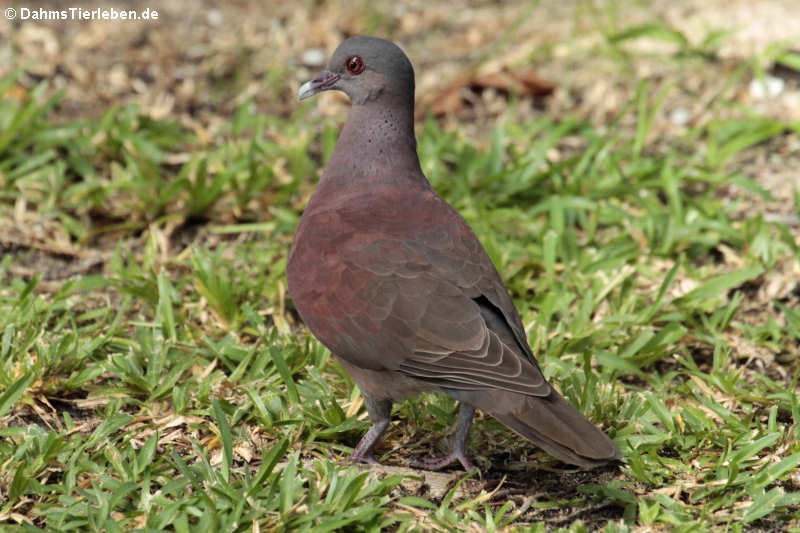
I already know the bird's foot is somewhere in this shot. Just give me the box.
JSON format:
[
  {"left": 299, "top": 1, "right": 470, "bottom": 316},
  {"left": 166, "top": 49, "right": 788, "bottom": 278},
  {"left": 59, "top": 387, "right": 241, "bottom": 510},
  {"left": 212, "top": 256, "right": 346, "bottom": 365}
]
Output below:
[
  {"left": 411, "top": 452, "right": 478, "bottom": 473},
  {"left": 350, "top": 451, "right": 381, "bottom": 465}
]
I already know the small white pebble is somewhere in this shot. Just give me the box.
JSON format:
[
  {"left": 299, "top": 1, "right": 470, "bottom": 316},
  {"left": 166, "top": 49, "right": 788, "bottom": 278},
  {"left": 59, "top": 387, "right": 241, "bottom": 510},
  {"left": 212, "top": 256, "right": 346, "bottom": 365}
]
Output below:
[
  {"left": 669, "top": 107, "right": 690, "bottom": 126},
  {"left": 207, "top": 9, "right": 223, "bottom": 26},
  {"left": 749, "top": 76, "right": 785, "bottom": 99},
  {"left": 302, "top": 49, "right": 327, "bottom": 68}
]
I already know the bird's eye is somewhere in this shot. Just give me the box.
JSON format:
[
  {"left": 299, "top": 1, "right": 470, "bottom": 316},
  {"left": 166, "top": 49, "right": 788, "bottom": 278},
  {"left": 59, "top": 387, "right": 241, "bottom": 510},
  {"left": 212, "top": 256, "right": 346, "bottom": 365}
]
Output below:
[{"left": 345, "top": 55, "right": 365, "bottom": 74}]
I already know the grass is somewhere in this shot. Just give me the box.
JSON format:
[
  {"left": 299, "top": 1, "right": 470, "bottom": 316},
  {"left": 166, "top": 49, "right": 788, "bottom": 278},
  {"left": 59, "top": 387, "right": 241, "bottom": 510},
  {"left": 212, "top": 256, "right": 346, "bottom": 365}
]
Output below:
[{"left": 2, "top": 15, "right": 800, "bottom": 533}]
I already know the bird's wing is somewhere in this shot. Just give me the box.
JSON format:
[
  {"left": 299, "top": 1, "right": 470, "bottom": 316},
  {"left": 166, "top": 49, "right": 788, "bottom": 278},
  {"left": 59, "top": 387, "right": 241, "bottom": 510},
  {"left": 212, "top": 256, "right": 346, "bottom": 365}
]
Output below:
[{"left": 291, "top": 187, "right": 550, "bottom": 397}]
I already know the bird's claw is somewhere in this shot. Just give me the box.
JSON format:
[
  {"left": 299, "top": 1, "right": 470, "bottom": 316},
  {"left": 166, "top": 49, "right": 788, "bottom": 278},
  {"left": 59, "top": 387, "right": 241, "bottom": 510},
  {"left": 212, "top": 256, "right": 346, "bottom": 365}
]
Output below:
[
  {"left": 411, "top": 452, "right": 479, "bottom": 473},
  {"left": 350, "top": 452, "right": 381, "bottom": 465}
]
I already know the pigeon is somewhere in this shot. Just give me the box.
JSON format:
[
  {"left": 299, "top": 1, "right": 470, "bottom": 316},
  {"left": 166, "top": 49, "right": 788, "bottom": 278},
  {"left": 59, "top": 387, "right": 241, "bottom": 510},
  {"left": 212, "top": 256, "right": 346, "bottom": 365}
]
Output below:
[{"left": 287, "top": 36, "right": 621, "bottom": 470}]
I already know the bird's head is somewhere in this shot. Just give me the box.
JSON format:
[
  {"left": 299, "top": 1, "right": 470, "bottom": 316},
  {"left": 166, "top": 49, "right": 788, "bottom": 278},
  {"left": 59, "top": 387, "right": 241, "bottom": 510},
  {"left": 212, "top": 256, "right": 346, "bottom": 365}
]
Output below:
[{"left": 298, "top": 36, "right": 415, "bottom": 106}]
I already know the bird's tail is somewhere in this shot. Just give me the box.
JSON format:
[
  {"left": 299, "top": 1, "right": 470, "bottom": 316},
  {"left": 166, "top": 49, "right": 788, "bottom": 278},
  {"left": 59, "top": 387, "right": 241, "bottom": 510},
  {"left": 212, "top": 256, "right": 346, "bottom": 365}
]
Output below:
[{"left": 450, "top": 387, "right": 621, "bottom": 467}]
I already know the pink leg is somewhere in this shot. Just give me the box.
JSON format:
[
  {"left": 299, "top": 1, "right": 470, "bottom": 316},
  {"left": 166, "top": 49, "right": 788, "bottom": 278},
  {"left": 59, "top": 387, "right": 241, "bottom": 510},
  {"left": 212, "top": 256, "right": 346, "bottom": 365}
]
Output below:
[
  {"left": 412, "top": 403, "right": 478, "bottom": 472},
  {"left": 351, "top": 396, "right": 392, "bottom": 464}
]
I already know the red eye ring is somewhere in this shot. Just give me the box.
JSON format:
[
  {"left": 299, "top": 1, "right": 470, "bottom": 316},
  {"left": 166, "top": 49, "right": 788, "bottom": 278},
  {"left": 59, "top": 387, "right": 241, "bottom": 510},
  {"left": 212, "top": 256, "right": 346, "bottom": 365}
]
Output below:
[{"left": 345, "top": 55, "right": 365, "bottom": 75}]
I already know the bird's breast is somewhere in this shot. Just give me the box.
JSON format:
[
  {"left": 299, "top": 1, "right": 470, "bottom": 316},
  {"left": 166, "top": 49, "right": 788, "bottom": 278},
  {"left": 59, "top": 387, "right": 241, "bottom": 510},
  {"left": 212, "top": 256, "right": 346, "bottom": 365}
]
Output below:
[{"left": 286, "top": 186, "right": 450, "bottom": 362}]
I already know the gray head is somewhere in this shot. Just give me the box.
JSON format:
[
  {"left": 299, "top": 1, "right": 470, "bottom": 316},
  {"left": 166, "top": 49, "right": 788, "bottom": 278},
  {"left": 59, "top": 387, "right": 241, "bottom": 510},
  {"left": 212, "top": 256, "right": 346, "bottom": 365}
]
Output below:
[{"left": 298, "top": 36, "right": 415, "bottom": 107}]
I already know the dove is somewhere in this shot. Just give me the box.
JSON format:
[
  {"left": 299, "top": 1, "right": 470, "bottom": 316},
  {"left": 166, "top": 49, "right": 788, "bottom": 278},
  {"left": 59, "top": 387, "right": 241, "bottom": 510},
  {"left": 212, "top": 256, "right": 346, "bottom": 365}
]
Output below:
[{"left": 288, "top": 36, "right": 621, "bottom": 470}]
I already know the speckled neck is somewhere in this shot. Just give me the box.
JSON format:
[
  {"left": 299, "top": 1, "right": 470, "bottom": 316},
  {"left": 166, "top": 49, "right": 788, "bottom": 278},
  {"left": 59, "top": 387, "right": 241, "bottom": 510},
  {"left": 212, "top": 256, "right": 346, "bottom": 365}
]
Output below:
[{"left": 320, "top": 98, "right": 425, "bottom": 189}]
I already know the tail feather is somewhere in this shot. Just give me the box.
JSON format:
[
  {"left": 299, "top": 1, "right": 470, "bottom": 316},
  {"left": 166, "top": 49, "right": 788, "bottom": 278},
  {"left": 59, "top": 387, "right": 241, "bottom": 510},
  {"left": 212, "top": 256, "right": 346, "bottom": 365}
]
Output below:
[
  {"left": 491, "top": 392, "right": 621, "bottom": 467},
  {"left": 447, "top": 388, "right": 621, "bottom": 467}
]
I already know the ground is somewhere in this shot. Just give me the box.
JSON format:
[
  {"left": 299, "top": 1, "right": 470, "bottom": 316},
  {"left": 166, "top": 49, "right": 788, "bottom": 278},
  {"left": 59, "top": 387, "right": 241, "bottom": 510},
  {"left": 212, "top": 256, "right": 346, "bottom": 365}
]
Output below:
[{"left": 1, "top": 0, "right": 799, "bottom": 531}]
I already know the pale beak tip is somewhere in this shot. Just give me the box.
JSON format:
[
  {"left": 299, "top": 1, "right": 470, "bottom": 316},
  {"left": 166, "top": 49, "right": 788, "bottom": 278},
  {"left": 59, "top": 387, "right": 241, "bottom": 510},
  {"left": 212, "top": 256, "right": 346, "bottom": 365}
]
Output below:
[{"left": 297, "top": 80, "right": 315, "bottom": 101}]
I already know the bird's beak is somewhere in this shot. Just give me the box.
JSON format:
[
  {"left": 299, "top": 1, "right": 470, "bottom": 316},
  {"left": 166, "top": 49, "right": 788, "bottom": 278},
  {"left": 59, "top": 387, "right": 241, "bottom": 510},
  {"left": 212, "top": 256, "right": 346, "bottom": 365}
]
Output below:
[{"left": 298, "top": 70, "right": 340, "bottom": 101}]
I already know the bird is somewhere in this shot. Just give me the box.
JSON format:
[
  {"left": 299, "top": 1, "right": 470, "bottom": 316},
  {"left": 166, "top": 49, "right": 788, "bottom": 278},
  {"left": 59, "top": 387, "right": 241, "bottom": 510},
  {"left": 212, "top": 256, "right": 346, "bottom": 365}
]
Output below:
[{"left": 287, "top": 36, "right": 622, "bottom": 471}]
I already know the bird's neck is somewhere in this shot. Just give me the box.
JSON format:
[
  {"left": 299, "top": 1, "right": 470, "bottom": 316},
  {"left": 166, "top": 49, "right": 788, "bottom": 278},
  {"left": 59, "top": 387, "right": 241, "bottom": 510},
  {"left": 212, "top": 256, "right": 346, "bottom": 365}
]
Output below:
[{"left": 321, "top": 100, "right": 425, "bottom": 188}]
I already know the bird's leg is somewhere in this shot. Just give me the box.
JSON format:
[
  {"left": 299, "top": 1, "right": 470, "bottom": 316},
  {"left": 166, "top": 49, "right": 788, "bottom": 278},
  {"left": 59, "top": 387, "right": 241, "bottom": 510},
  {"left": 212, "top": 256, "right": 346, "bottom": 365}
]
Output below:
[
  {"left": 351, "top": 396, "right": 393, "bottom": 465},
  {"left": 412, "top": 403, "right": 478, "bottom": 472}
]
